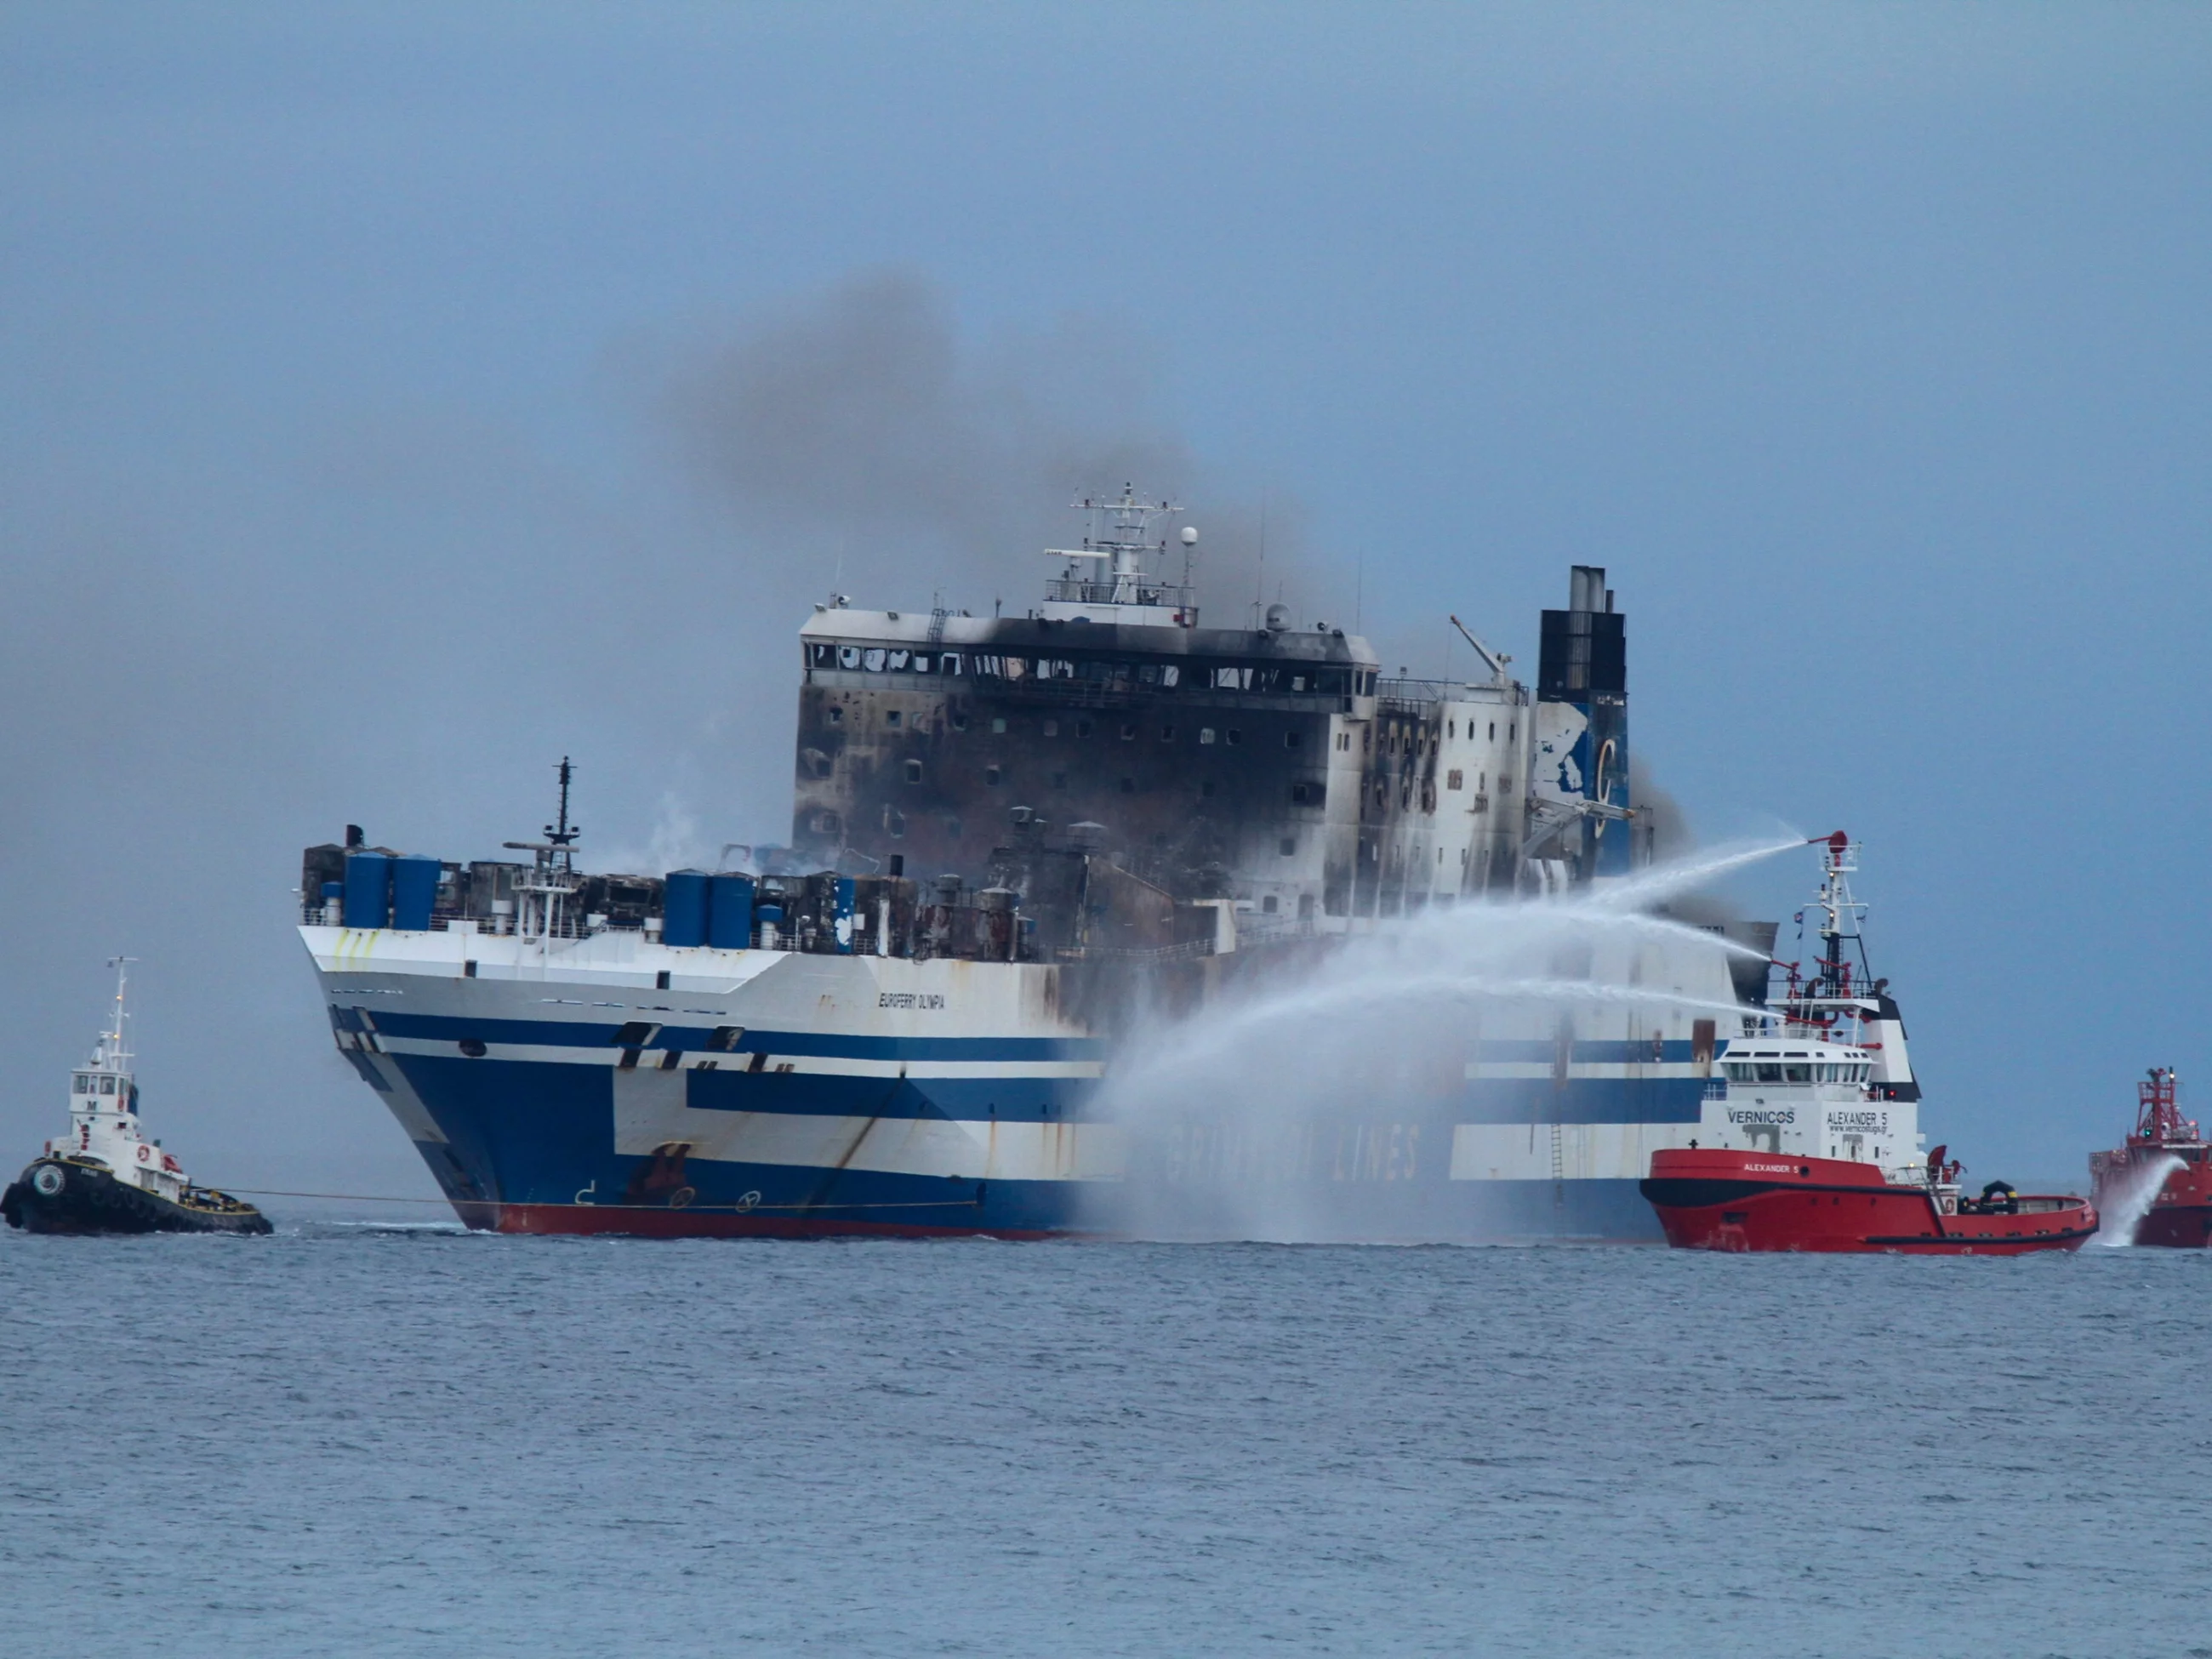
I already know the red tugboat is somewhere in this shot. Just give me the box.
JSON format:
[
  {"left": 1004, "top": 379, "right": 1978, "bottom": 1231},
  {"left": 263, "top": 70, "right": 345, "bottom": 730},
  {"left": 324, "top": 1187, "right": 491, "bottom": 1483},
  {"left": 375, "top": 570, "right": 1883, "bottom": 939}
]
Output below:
[
  {"left": 2089, "top": 1069, "right": 2212, "bottom": 1248},
  {"left": 1640, "top": 834, "right": 2097, "bottom": 1255}
]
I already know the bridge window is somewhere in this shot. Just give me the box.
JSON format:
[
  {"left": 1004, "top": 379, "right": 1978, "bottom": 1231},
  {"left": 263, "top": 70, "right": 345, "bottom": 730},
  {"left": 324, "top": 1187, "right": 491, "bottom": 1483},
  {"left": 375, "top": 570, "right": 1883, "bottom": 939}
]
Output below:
[
  {"left": 1284, "top": 731, "right": 1302, "bottom": 749},
  {"left": 984, "top": 767, "right": 1001, "bottom": 786},
  {"left": 1756, "top": 1063, "right": 1783, "bottom": 1084},
  {"left": 1263, "top": 895, "right": 1279, "bottom": 914},
  {"left": 886, "top": 710, "right": 901, "bottom": 727},
  {"left": 1200, "top": 727, "right": 1217, "bottom": 744},
  {"left": 1783, "top": 1064, "right": 1812, "bottom": 1084},
  {"left": 1227, "top": 729, "right": 1243, "bottom": 746},
  {"left": 904, "top": 761, "right": 924, "bottom": 784}
]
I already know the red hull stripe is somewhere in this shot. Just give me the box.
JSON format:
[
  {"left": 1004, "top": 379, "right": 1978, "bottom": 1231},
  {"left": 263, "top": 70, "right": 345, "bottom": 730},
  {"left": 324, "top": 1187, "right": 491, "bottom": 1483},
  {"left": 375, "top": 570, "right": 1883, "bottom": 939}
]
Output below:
[{"left": 464, "top": 1200, "right": 1069, "bottom": 1241}]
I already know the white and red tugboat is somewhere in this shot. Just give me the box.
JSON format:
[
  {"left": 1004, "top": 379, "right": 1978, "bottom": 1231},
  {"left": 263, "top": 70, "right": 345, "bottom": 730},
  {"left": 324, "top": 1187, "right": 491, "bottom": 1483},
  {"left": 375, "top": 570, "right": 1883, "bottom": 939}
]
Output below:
[
  {"left": 2089, "top": 1069, "right": 2212, "bottom": 1248},
  {"left": 2, "top": 960, "right": 269, "bottom": 1237},
  {"left": 1640, "top": 834, "right": 2095, "bottom": 1255}
]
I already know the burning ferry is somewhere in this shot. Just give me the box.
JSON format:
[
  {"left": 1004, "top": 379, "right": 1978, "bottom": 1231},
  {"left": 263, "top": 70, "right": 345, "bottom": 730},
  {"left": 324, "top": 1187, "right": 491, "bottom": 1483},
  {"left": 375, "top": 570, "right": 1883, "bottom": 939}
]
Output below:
[{"left": 299, "top": 490, "right": 1767, "bottom": 1240}]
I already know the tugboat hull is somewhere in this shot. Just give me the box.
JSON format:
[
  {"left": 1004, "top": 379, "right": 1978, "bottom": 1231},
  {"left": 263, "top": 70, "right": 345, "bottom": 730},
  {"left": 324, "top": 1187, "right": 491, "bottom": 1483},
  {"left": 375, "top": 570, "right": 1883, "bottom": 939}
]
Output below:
[
  {"left": 1641, "top": 1149, "right": 2095, "bottom": 1255},
  {"left": 2, "top": 1160, "right": 271, "bottom": 1237},
  {"left": 2129, "top": 1203, "right": 2212, "bottom": 1249}
]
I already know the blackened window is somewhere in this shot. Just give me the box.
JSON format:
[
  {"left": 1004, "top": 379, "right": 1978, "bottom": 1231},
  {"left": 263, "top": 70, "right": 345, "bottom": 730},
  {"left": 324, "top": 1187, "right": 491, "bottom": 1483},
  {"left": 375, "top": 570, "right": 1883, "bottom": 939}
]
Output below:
[{"left": 904, "top": 760, "right": 923, "bottom": 784}]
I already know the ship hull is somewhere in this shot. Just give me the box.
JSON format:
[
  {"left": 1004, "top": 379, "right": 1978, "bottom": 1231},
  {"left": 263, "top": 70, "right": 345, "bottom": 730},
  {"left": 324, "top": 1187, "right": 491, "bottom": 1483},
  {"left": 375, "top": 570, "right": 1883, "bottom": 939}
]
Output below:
[
  {"left": 2089, "top": 1149, "right": 2212, "bottom": 1248},
  {"left": 306, "top": 925, "right": 1730, "bottom": 1244},
  {"left": 1, "top": 1160, "right": 271, "bottom": 1237},
  {"left": 2126, "top": 1205, "right": 2212, "bottom": 1248},
  {"left": 1641, "top": 1149, "right": 2095, "bottom": 1255},
  {"left": 377, "top": 1048, "right": 1682, "bottom": 1243}
]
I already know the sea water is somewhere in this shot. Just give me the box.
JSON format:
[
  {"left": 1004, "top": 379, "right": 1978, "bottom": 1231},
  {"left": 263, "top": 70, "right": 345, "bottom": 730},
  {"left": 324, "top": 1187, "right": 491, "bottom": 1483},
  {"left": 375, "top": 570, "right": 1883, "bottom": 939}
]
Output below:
[{"left": 3, "top": 1226, "right": 2206, "bottom": 1658}]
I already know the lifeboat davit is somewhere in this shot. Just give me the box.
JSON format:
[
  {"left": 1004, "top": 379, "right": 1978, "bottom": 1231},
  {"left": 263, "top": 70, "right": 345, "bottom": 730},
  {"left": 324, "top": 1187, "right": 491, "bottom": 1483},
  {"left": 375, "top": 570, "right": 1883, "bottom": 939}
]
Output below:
[{"left": 1642, "top": 1147, "right": 2095, "bottom": 1254}]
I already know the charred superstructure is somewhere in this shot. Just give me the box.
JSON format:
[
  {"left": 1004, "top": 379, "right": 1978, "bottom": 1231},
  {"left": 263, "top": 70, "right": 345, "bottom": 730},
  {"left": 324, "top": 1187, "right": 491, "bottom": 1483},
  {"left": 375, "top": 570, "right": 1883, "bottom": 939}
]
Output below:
[{"left": 794, "top": 492, "right": 1628, "bottom": 941}]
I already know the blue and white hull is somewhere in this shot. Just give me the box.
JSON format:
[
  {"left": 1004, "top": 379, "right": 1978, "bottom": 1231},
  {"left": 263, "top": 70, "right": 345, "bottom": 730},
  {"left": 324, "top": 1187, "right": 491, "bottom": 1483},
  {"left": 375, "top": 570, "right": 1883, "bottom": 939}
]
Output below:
[
  {"left": 307, "top": 921, "right": 1730, "bottom": 1241},
  {"left": 307, "top": 924, "right": 1115, "bottom": 1237}
]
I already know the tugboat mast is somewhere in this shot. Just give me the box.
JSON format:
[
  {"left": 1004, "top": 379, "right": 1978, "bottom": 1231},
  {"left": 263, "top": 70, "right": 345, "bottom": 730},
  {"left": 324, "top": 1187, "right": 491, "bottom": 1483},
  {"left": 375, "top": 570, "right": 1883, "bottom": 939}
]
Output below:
[
  {"left": 1810, "top": 830, "right": 1869, "bottom": 999},
  {"left": 2135, "top": 1068, "right": 2198, "bottom": 1145},
  {"left": 96, "top": 955, "right": 137, "bottom": 1072}
]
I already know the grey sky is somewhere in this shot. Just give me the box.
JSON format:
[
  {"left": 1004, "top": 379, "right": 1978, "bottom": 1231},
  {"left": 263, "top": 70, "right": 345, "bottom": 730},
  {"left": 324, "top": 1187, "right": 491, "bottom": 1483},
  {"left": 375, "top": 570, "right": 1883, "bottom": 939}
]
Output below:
[{"left": 3, "top": 3, "right": 2207, "bottom": 1190}]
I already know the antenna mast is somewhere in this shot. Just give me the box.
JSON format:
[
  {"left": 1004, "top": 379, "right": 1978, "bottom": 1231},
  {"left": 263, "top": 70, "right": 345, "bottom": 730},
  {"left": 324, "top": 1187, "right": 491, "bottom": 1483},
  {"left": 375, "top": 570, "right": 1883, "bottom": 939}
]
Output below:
[
  {"left": 100, "top": 955, "right": 139, "bottom": 1069},
  {"left": 545, "top": 756, "right": 579, "bottom": 875}
]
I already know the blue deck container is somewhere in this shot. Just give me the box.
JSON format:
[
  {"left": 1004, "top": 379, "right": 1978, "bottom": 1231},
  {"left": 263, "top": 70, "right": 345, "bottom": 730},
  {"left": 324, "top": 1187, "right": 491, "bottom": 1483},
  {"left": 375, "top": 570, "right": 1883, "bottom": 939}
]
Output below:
[
  {"left": 390, "top": 855, "right": 441, "bottom": 932},
  {"left": 342, "top": 852, "right": 392, "bottom": 929},
  {"left": 662, "top": 869, "right": 709, "bottom": 948},
  {"left": 708, "top": 874, "right": 755, "bottom": 949}
]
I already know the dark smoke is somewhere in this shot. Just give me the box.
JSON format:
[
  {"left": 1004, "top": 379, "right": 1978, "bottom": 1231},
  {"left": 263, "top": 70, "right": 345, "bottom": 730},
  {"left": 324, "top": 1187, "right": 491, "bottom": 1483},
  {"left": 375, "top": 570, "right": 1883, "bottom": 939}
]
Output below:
[{"left": 646, "top": 269, "right": 1320, "bottom": 625}]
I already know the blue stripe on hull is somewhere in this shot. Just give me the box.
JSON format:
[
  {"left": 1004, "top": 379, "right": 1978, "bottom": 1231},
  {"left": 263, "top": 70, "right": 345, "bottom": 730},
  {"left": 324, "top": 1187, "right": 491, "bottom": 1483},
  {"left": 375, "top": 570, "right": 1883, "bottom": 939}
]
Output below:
[
  {"left": 1461, "top": 1078, "right": 1707, "bottom": 1124},
  {"left": 379, "top": 1053, "right": 1669, "bottom": 1242},
  {"left": 684, "top": 1068, "right": 1091, "bottom": 1120},
  {"left": 367, "top": 1008, "right": 1101, "bottom": 1061}
]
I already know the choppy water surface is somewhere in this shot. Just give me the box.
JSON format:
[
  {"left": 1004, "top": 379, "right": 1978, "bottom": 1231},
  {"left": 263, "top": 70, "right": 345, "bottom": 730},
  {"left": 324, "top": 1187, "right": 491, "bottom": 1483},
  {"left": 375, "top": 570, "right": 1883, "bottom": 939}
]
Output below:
[{"left": 4, "top": 1227, "right": 2206, "bottom": 1658}]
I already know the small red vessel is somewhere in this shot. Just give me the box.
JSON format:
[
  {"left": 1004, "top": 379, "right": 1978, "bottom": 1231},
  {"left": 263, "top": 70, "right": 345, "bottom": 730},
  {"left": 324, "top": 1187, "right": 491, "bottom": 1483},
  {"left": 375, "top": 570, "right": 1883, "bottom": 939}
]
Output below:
[
  {"left": 1642, "top": 1147, "right": 2097, "bottom": 1254},
  {"left": 1639, "top": 833, "right": 2096, "bottom": 1254},
  {"left": 2089, "top": 1069, "right": 2212, "bottom": 1248}
]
